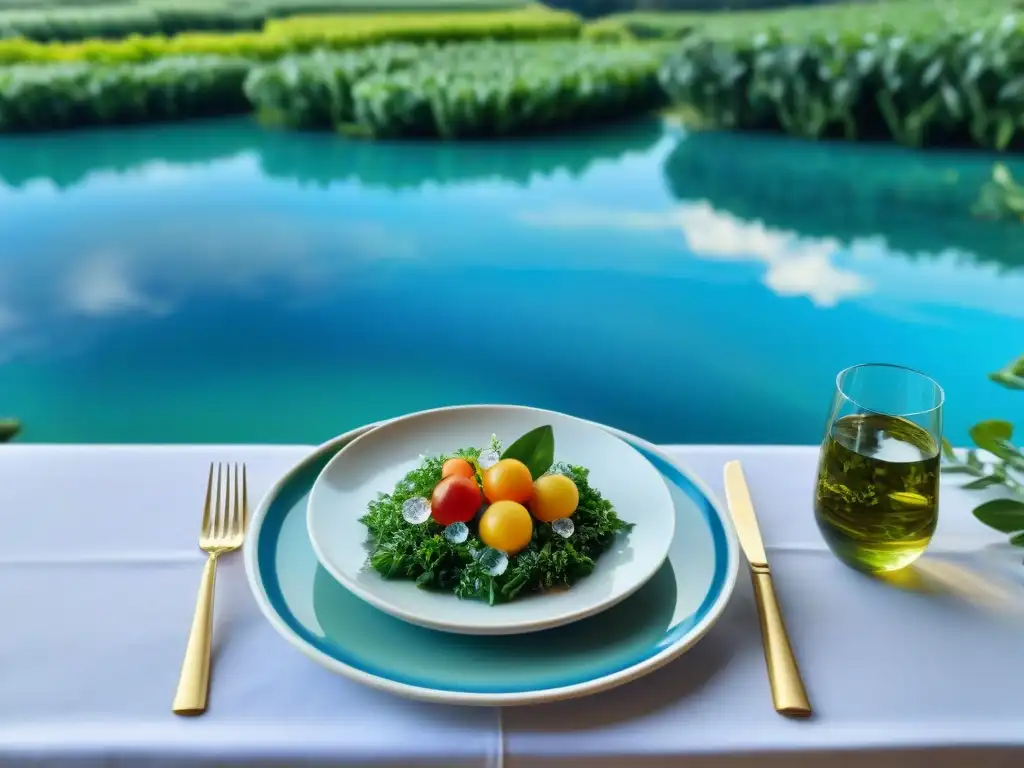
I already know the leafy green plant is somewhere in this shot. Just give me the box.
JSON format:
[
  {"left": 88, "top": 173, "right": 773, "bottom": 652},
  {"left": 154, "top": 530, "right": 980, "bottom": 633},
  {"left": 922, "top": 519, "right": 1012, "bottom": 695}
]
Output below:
[
  {"left": 501, "top": 425, "right": 555, "bottom": 479},
  {"left": 0, "top": 56, "right": 250, "bottom": 131},
  {"left": 243, "top": 44, "right": 424, "bottom": 128},
  {"left": 359, "top": 433, "right": 632, "bottom": 604},
  {"left": 247, "top": 41, "right": 669, "bottom": 139},
  {"left": 973, "top": 163, "right": 1024, "bottom": 221},
  {"left": 0, "top": 419, "right": 19, "bottom": 442},
  {"left": 658, "top": 17, "right": 1024, "bottom": 151},
  {"left": 942, "top": 354, "right": 1024, "bottom": 545}
]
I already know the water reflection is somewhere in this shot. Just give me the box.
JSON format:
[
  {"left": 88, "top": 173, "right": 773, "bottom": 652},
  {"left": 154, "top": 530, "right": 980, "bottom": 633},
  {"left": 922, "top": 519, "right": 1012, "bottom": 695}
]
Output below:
[
  {"left": 663, "top": 130, "right": 1024, "bottom": 272},
  {"left": 0, "top": 118, "right": 1021, "bottom": 444},
  {"left": 518, "top": 202, "right": 871, "bottom": 308},
  {"left": 521, "top": 129, "right": 1024, "bottom": 320},
  {"left": 0, "top": 116, "right": 664, "bottom": 193}
]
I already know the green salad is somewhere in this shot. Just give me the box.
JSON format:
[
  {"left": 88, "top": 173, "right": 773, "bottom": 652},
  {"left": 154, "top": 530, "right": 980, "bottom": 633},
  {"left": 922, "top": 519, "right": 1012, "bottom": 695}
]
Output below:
[{"left": 358, "top": 426, "right": 634, "bottom": 605}]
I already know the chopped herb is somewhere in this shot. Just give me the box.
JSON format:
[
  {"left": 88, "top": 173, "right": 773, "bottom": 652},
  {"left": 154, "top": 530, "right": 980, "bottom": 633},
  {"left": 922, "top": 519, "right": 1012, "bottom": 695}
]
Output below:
[{"left": 358, "top": 438, "right": 633, "bottom": 605}]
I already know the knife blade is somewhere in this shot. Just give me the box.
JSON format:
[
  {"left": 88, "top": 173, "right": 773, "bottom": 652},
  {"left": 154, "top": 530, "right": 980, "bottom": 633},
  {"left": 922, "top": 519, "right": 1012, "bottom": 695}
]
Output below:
[
  {"left": 723, "top": 460, "right": 812, "bottom": 718},
  {"left": 724, "top": 460, "right": 768, "bottom": 569}
]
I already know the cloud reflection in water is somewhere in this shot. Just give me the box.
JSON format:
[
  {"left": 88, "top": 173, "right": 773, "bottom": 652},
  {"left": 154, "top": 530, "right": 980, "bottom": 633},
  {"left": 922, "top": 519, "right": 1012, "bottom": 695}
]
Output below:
[{"left": 518, "top": 201, "right": 872, "bottom": 308}]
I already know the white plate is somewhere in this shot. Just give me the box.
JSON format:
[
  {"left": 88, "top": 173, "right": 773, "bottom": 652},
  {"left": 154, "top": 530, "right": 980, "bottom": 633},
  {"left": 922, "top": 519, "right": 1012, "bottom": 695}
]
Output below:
[
  {"left": 306, "top": 404, "right": 676, "bottom": 635},
  {"left": 245, "top": 415, "right": 740, "bottom": 706}
]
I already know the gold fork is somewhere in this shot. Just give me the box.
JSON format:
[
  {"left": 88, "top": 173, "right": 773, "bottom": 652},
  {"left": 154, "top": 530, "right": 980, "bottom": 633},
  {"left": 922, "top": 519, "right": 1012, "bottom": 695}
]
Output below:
[{"left": 172, "top": 462, "right": 247, "bottom": 716}]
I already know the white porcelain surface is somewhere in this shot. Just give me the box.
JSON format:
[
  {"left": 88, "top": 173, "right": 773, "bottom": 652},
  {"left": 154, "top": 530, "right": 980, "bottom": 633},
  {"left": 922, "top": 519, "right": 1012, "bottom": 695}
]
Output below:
[{"left": 307, "top": 405, "right": 676, "bottom": 635}]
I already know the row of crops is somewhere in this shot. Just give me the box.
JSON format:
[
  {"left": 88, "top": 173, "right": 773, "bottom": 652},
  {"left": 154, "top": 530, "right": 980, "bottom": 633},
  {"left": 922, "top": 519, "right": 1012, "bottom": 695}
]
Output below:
[
  {"left": 659, "top": 20, "right": 1024, "bottom": 151},
  {"left": 0, "top": 8, "right": 582, "bottom": 62},
  {"left": 585, "top": 0, "right": 1019, "bottom": 44},
  {"left": 0, "top": 40, "right": 667, "bottom": 135},
  {"left": 0, "top": 4, "right": 1023, "bottom": 150},
  {"left": 0, "top": 0, "right": 533, "bottom": 43},
  {"left": 245, "top": 42, "right": 666, "bottom": 138},
  {"left": 0, "top": 56, "right": 250, "bottom": 131}
]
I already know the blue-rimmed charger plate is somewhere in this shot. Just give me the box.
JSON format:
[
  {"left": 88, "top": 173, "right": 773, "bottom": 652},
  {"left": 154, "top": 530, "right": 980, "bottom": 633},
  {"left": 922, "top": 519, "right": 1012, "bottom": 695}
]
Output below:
[{"left": 244, "top": 415, "right": 739, "bottom": 706}]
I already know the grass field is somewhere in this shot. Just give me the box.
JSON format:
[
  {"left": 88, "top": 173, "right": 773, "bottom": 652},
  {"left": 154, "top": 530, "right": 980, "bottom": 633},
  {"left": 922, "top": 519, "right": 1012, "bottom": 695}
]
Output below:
[
  {"left": 0, "top": 0, "right": 532, "bottom": 8},
  {"left": 588, "top": 0, "right": 1020, "bottom": 41},
  {"left": 0, "top": 1, "right": 546, "bottom": 43}
]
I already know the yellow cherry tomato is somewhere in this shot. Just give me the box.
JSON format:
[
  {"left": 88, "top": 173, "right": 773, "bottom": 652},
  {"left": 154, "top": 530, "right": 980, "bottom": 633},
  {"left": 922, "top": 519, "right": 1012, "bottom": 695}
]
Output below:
[
  {"left": 529, "top": 474, "right": 579, "bottom": 522},
  {"left": 482, "top": 459, "right": 534, "bottom": 504},
  {"left": 478, "top": 500, "right": 533, "bottom": 554}
]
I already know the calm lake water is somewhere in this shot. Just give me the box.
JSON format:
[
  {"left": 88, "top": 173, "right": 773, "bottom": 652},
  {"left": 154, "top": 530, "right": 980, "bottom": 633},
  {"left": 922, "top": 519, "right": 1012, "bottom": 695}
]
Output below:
[{"left": 0, "top": 118, "right": 1021, "bottom": 445}]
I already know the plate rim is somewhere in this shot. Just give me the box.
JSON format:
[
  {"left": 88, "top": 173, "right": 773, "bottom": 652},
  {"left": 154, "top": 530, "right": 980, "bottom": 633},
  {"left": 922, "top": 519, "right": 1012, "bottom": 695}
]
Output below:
[
  {"left": 305, "top": 404, "right": 677, "bottom": 635},
  {"left": 243, "top": 405, "right": 740, "bottom": 706}
]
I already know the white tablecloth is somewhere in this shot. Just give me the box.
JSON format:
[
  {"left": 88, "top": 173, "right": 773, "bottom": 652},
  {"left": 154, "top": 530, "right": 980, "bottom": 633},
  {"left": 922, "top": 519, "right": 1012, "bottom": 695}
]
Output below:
[{"left": 1, "top": 444, "right": 1022, "bottom": 767}]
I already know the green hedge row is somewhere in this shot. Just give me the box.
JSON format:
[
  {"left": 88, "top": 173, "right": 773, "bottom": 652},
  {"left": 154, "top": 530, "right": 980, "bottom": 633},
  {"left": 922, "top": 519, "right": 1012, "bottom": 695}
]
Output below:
[
  {"left": 246, "top": 41, "right": 668, "bottom": 138},
  {"left": 0, "top": 40, "right": 667, "bottom": 136},
  {"left": 0, "top": 56, "right": 250, "bottom": 131},
  {"left": 585, "top": 2, "right": 1019, "bottom": 44},
  {"left": 0, "top": 0, "right": 535, "bottom": 43},
  {"left": 0, "top": 5, "right": 263, "bottom": 42},
  {"left": 659, "top": 20, "right": 1024, "bottom": 150},
  {"left": 242, "top": 44, "right": 424, "bottom": 128},
  {"left": 0, "top": 8, "right": 580, "bottom": 63}
]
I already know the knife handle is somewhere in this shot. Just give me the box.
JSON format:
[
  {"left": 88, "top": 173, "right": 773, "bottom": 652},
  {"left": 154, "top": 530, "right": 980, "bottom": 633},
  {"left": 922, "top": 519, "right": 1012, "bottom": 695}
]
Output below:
[{"left": 750, "top": 566, "right": 812, "bottom": 717}]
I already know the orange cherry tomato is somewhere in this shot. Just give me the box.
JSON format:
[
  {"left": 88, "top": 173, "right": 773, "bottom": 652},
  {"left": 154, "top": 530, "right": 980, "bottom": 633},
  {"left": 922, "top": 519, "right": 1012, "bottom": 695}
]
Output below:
[
  {"left": 442, "top": 457, "right": 475, "bottom": 480},
  {"left": 478, "top": 501, "right": 533, "bottom": 554},
  {"left": 530, "top": 474, "right": 579, "bottom": 522},
  {"left": 482, "top": 459, "right": 534, "bottom": 504},
  {"left": 430, "top": 475, "right": 481, "bottom": 526}
]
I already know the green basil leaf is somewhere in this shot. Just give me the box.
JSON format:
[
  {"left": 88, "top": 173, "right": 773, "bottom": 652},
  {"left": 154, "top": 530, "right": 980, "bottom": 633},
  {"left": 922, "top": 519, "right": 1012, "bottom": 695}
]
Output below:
[
  {"left": 1005, "top": 451, "right": 1024, "bottom": 472},
  {"left": 0, "top": 419, "right": 19, "bottom": 442},
  {"left": 969, "top": 420, "right": 1014, "bottom": 455},
  {"left": 973, "top": 498, "right": 1024, "bottom": 533},
  {"left": 966, "top": 449, "right": 984, "bottom": 470},
  {"left": 501, "top": 425, "right": 555, "bottom": 480},
  {"left": 990, "top": 372, "right": 1024, "bottom": 390},
  {"left": 940, "top": 437, "right": 957, "bottom": 461},
  {"left": 989, "top": 355, "right": 1024, "bottom": 390},
  {"left": 962, "top": 474, "right": 1005, "bottom": 490},
  {"left": 941, "top": 465, "right": 975, "bottom": 474},
  {"left": 1010, "top": 531, "right": 1024, "bottom": 547},
  {"left": 1013, "top": 355, "right": 1024, "bottom": 378}
]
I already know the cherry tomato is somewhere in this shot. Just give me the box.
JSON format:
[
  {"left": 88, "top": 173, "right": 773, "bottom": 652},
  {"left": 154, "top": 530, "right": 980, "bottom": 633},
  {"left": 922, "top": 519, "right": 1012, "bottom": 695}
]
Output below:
[
  {"left": 482, "top": 459, "right": 533, "bottom": 504},
  {"left": 478, "top": 500, "right": 533, "bottom": 554},
  {"left": 430, "top": 475, "right": 481, "bottom": 526},
  {"left": 530, "top": 474, "right": 579, "bottom": 522},
  {"left": 442, "top": 457, "right": 475, "bottom": 480}
]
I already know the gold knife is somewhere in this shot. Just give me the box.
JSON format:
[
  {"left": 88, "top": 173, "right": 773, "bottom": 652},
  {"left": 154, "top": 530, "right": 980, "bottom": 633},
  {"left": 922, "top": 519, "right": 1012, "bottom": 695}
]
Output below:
[{"left": 724, "top": 460, "right": 812, "bottom": 718}]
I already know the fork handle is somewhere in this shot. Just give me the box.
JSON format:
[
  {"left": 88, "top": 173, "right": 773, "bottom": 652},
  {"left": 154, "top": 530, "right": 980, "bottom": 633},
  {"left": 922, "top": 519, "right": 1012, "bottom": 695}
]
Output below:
[{"left": 173, "top": 553, "right": 218, "bottom": 715}]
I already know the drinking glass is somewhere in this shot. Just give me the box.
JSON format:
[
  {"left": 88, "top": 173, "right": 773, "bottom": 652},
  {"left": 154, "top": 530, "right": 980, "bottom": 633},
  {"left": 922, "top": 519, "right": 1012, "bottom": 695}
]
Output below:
[{"left": 814, "top": 363, "right": 944, "bottom": 573}]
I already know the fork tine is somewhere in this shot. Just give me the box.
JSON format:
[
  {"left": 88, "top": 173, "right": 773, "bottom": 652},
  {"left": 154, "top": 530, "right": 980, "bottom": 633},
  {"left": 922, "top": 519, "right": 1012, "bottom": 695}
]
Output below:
[
  {"left": 214, "top": 463, "right": 225, "bottom": 539},
  {"left": 231, "top": 463, "right": 241, "bottom": 536},
  {"left": 201, "top": 463, "right": 214, "bottom": 538},
  {"left": 241, "top": 464, "right": 248, "bottom": 532},
  {"left": 221, "top": 463, "right": 231, "bottom": 539}
]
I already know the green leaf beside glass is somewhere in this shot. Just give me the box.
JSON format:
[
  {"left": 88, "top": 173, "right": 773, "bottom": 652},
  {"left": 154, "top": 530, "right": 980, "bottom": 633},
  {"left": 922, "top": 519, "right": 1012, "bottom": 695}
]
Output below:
[{"left": 943, "top": 354, "right": 1024, "bottom": 551}]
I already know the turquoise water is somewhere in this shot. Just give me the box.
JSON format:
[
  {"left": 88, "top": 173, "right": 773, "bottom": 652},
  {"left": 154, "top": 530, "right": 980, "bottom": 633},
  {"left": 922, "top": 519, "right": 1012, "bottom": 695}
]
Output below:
[{"left": 0, "top": 118, "right": 1021, "bottom": 445}]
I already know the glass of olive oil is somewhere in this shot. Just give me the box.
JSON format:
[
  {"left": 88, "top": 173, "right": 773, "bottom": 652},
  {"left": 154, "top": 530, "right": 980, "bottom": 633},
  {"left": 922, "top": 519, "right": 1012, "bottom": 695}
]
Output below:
[{"left": 814, "top": 363, "right": 944, "bottom": 573}]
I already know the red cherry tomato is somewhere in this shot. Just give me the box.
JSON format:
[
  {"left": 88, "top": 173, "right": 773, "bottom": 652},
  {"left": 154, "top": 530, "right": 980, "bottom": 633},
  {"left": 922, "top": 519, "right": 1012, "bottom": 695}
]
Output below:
[
  {"left": 431, "top": 475, "right": 481, "bottom": 526},
  {"left": 442, "top": 458, "right": 475, "bottom": 480}
]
